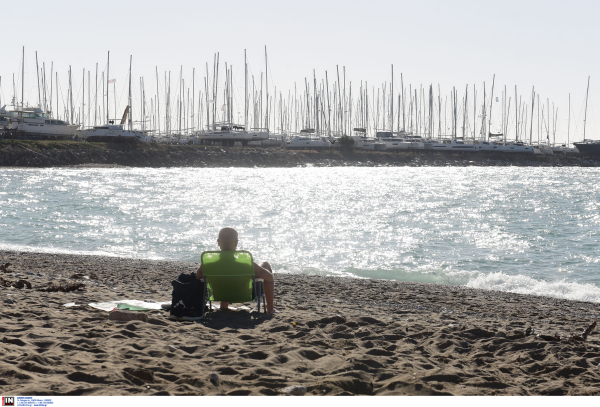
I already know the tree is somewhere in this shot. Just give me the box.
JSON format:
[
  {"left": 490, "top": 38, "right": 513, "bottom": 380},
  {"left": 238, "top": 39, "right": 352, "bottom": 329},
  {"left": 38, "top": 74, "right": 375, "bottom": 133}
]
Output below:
[{"left": 338, "top": 135, "right": 355, "bottom": 152}]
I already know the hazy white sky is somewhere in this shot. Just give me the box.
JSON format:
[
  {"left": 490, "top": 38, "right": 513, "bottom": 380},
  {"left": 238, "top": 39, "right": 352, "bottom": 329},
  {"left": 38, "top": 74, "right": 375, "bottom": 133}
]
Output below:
[{"left": 1, "top": 0, "right": 598, "bottom": 142}]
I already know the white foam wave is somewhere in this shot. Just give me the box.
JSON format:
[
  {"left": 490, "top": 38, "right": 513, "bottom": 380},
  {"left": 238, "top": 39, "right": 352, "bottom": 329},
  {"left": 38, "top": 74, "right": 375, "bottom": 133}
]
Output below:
[{"left": 466, "top": 271, "right": 600, "bottom": 303}]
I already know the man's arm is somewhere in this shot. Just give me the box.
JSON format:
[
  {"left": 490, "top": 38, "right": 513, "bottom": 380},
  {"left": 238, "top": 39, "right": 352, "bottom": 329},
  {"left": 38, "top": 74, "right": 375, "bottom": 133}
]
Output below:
[
  {"left": 254, "top": 262, "right": 274, "bottom": 314},
  {"left": 195, "top": 264, "right": 203, "bottom": 280}
]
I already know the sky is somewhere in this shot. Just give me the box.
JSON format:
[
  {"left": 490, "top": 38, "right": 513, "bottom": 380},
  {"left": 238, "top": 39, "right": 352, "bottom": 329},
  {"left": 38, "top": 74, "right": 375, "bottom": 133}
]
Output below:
[{"left": 1, "top": 0, "right": 598, "bottom": 143}]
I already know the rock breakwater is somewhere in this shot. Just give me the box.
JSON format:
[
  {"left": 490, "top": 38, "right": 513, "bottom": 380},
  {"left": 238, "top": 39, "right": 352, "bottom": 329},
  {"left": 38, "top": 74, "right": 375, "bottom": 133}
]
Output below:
[{"left": 0, "top": 140, "right": 595, "bottom": 168}]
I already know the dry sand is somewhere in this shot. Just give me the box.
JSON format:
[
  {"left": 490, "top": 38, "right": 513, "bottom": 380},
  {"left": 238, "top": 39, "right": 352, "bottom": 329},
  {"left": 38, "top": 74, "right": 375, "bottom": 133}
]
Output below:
[{"left": 1, "top": 249, "right": 600, "bottom": 396}]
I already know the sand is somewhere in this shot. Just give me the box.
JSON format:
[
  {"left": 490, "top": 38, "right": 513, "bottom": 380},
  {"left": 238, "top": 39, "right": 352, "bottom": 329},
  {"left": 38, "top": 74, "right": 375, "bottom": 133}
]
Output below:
[{"left": 1, "top": 249, "right": 600, "bottom": 396}]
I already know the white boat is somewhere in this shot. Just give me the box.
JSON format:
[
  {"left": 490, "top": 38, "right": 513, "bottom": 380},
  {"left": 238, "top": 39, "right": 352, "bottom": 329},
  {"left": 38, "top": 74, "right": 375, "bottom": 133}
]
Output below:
[
  {"left": 550, "top": 144, "right": 579, "bottom": 155},
  {"left": 247, "top": 129, "right": 284, "bottom": 147},
  {"left": 449, "top": 139, "right": 478, "bottom": 151},
  {"left": 429, "top": 139, "right": 478, "bottom": 151},
  {"left": 260, "top": 134, "right": 284, "bottom": 147},
  {"left": 503, "top": 141, "right": 534, "bottom": 153},
  {"left": 0, "top": 106, "right": 78, "bottom": 139},
  {"left": 430, "top": 139, "right": 452, "bottom": 151},
  {"left": 353, "top": 136, "right": 387, "bottom": 150},
  {"left": 376, "top": 131, "right": 412, "bottom": 150},
  {"left": 474, "top": 140, "right": 502, "bottom": 151},
  {"left": 285, "top": 131, "right": 331, "bottom": 149},
  {"left": 78, "top": 124, "right": 150, "bottom": 143},
  {"left": 378, "top": 137, "right": 410, "bottom": 150},
  {"left": 198, "top": 123, "right": 269, "bottom": 146}
]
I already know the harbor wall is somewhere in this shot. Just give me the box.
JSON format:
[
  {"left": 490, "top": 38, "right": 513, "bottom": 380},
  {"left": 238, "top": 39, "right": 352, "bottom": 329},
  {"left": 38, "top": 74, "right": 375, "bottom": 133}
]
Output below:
[{"left": 0, "top": 140, "right": 595, "bottom": 168}]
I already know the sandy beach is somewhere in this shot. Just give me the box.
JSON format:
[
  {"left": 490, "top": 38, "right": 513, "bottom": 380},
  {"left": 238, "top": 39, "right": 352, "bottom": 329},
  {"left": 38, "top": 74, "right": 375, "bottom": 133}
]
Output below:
[{"left": 1, "top": 249, "right": 599, "bottom": 396}]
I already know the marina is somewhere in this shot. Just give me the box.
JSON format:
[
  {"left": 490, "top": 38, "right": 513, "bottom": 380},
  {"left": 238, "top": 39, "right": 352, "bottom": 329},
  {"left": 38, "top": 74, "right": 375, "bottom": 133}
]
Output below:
[{"left": 1, "top": 49, "right": 596, "bottom": 156}]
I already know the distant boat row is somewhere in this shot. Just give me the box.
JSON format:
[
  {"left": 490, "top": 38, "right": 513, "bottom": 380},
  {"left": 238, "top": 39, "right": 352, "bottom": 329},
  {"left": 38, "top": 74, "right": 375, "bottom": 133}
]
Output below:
[{"left": 1, "top": 104, "right": 596, "bottom": 155}]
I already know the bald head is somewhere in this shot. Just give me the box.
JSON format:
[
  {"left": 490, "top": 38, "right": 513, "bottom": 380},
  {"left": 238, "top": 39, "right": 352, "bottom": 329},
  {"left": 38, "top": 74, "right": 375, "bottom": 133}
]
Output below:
[{"left": 217, "top": 227, "right": 238, "bottom": 250}]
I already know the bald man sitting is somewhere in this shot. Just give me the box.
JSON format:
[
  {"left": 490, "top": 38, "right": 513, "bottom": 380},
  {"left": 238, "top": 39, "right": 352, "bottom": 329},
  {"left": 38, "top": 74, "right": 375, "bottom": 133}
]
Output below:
[{"left": 196, "top": 227, "right": 275, "bottom": 314}]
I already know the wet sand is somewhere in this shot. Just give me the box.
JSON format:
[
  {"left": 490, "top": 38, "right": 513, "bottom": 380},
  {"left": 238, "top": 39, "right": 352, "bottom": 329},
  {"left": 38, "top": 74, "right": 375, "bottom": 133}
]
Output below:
[{"left": 1, "top": 250, "right": 600, "bottom": 395}]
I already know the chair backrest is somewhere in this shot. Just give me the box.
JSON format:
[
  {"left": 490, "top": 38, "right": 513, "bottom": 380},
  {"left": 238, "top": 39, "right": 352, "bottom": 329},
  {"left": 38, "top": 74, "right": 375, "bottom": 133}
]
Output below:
[{"left": 201, "top": 250, "right": 254, "bottom": 303}]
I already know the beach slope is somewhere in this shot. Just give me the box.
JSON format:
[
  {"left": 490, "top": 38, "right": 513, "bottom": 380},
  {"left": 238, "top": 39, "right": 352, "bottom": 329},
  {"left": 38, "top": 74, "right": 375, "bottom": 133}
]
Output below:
[{"left": 1, "top": 250, "right": 599, "bottom": 395}]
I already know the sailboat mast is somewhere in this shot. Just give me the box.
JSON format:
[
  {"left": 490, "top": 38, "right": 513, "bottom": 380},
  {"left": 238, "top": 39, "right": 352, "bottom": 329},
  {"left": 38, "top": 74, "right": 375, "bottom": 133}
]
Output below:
[
  {"left": 36, "top": 52, "right": 41, "bottom": 107},
  {"left": 314, "top": 71, "right": 318, "bottom": 136},
  {"left": 94, "top": 63, "right": 97, "bottom": 126},
  {"left": 453, "top": 87, "right": 457, "bottom": 139},
  {"left": 473, "top": 85, "right": 476, "bottom": 140},
  {"left": 547, "top": 98, "right": 550, "bottom": 143},
  {"left": 481, "top": 83, "right": 486, "bottom": 140},
  {"left": 69, "top": 66, "right": 73, "bottom": 124},
  {"left": 463, "top": 85, "right": 467, "bottom": 139},
  {"left": 43, "top": 63, "right": 47, "bottom": 111},
  {"left": 205, "top": 63, "right": 209, "bottom": 131},
  {"left": 21, "top": 46, "right": 24, "bottom": 111},
  {"left": 488, "top": 74, "right": 495, "bottom": 140},
  {"left": 428, "top": 85, "right": 433, "bottom": 138},
  {"left": 82, "top": 68, "right": 85, "bottom": 128},
  {"left": 156, "top": 67, "right": 160, "bottom": 135},
  {"left": 128, "top": 56, "right": 133, "bottom": 130},
  {"left": 106, "top": 51, "right": 110, "bottom": 124},
  {"left": 515, "top": 86, "right": 518, "bottom": 141},
  {"left": 583, "top": 76, "right": 590, "bottom": 140},
  {"left": 568, "top": 93, "right": 571, "bottom": 146},
  {"left": 438, "top": 85, "right": 441, "bottom": 138},
  {"left": 265, "top": 47, "right": 268, "bottom": 131},
  {"left": 391, "top": 65, "right": 394, "bottom": 132},
  {"left": 50, "top": 62, "right": 53, "bottom": 114},
  {"left": 244, "top": 49, "right": 248, "bottom": 130},
  {"left": 401, "top": 74, "right": 405, "bottom": 131},
  {"left": 529, "top": 87, "right": 535, "bottom": 144}
]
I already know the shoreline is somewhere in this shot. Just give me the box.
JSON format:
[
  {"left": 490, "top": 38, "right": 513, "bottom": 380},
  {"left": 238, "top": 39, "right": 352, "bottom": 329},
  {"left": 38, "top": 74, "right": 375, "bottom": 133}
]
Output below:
[
  {"left": 1, "top": 249, "right": 600, "bottom": 395},
  {"left": 1, "top": 140, "right": 597, "bottom": 168}
]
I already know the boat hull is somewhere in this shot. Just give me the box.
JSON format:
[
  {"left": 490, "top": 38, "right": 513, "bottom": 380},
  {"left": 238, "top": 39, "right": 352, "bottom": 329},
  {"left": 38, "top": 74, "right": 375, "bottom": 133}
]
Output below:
[{"left": 573, "top": 142, "right": 600, "bottom": 155}]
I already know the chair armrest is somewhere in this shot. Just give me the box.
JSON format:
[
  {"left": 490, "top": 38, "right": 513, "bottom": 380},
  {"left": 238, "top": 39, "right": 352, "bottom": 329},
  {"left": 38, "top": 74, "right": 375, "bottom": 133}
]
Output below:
[{"left": 255, "top": 278, "right": 264, "bottom": 283}]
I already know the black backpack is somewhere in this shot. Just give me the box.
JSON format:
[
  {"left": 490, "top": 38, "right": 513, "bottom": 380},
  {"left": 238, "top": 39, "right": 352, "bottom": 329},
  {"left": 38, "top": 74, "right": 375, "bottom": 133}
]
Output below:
[{"left": 170, "top": 272, "right": 205, "bottom": 319}]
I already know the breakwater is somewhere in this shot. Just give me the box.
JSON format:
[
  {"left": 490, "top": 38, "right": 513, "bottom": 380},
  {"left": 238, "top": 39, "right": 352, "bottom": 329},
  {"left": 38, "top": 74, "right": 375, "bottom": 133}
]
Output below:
[{"left": 0, "top": 140, "right": 595, "bottom": 167}]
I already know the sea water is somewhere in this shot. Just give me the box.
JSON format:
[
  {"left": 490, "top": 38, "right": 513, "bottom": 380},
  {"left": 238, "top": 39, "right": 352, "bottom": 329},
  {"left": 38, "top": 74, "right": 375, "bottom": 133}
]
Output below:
[{"left": 1, "top": 166, "right": 599, "bottom": 303}]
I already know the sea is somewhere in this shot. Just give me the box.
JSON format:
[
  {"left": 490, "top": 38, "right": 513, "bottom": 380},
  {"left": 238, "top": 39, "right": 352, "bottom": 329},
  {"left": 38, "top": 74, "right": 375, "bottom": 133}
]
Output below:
[{"left": 1, "top": 166, "right": 600, "bottom": 303}]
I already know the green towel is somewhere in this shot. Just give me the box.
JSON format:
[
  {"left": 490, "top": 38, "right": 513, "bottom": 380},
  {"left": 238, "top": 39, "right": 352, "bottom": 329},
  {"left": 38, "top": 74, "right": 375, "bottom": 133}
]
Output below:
[{"left": 117, "top": 303, "right": 153, "bottom": 311}]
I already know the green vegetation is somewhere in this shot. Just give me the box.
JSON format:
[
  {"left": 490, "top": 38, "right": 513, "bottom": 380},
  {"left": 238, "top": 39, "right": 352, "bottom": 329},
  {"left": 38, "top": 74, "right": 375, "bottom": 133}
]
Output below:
[{"left": 338, "top": 135, "right": 355, "bottom": 152}]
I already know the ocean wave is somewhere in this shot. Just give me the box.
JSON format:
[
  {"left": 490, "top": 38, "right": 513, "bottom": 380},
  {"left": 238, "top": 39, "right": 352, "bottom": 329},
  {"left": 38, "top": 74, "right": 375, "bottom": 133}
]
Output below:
[{"left": 466, "top": 271, "right": 600, "bottom": 303}]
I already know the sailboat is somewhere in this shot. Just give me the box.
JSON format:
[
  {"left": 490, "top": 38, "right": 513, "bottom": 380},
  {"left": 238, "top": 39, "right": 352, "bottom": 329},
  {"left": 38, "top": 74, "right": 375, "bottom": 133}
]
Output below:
[
  {"left": 77, "top": 53, "right": 150, "bottom": 144},
  {"left": 573, "top": 77, "right": 600, "bottom": 155},
  {"left": 78, "top": 106, "right": 150, "bottom": 143}
]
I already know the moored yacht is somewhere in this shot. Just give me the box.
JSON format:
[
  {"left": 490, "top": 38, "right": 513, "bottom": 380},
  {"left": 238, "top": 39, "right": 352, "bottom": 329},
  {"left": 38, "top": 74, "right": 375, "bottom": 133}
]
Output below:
[
  {"left": 198, "top": 123, "right": 269, "bottom": 146},
  {"left": 285, "top": 129, "right": 331, "bottom": 149},
  {"left": 430, "top": 139, "right": 478, "bottom": 151},
  {"left": 475, "top": 140, "right": 503, "bottom": 151},
  {"left": 0, "top": 106, "right": 78, "bottom": 139},
  {"left": 352, "top": 129, "right": 386, "bottom": 150},
  {"left": 503, "top": 141, "right": 534, "bottom": 153},
  {"left": 78, "top": 124, "right": 150, "bottom": 143},
  {"left": 573, "top": 139, "right": 600, "bottom": 155},
  {"left": 354, "top": 136, "right": 387, "bottom": 150}
]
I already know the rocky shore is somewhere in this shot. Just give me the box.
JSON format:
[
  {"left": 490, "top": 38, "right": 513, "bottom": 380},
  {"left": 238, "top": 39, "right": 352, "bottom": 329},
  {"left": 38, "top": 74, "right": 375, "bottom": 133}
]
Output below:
[{"left": 0, "top": 140, "right": 596, "bottom": 168}]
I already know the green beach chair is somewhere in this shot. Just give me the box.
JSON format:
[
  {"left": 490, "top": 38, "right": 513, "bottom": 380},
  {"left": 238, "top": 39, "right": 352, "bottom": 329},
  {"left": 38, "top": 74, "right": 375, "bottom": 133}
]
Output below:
[{"left": 200, "top": 250, "right": 267, "bottom": 315}]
